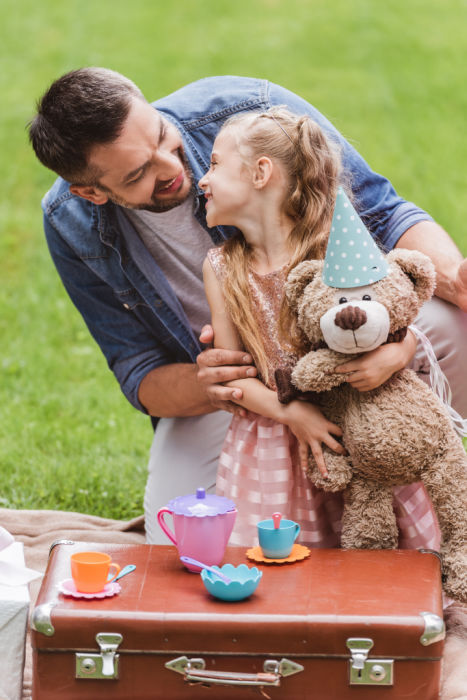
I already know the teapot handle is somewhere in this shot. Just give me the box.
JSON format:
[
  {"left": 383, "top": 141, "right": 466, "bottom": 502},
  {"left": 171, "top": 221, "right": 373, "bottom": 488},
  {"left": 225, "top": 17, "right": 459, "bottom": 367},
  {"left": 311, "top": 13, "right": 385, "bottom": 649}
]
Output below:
[{"left": 157, "top": 508, "right": 177, "bottom": 546}]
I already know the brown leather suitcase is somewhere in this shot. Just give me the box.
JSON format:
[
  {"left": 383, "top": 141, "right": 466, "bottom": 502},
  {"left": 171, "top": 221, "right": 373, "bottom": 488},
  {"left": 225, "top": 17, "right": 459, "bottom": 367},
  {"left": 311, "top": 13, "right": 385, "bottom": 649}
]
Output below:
[{"left": 31, "top": 542, "right": 445, "bottom": 699}]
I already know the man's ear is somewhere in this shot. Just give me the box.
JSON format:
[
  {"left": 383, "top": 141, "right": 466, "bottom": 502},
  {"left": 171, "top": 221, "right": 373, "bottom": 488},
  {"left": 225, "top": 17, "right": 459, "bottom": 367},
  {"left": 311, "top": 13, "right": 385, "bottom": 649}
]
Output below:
[
  {"left": 252, "top": 157, "right": 273, "bottom": 189},
  {"left": 69, "top": 184, "right": 109, "bottom": 205}
]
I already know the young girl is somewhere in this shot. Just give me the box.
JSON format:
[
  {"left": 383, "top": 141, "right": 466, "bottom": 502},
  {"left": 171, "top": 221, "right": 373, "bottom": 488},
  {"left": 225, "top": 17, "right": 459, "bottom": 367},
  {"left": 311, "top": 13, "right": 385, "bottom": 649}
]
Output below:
[{"left": 199, "top": 108, "right": 440, "bottom": 550}]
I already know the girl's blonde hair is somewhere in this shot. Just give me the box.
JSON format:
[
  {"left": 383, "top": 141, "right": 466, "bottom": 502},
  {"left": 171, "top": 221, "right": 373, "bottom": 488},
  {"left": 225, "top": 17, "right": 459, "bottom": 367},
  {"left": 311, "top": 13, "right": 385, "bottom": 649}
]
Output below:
[{"left": 219, "top": 107, "right": 342, "bottom": 383}]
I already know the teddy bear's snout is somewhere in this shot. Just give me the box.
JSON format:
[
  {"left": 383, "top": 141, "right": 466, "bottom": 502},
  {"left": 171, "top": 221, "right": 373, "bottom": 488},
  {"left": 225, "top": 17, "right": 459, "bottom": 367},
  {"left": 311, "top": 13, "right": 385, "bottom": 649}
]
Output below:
[{"left": 334, "top": 305, "right": 367, "bottom": 331}]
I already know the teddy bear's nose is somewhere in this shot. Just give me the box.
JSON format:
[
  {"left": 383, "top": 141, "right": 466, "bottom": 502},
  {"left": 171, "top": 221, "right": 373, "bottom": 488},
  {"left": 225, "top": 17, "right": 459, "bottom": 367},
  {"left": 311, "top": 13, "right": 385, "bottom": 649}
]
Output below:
[{"left": 334, "top": 305, "right": 367, "bottom": 331}]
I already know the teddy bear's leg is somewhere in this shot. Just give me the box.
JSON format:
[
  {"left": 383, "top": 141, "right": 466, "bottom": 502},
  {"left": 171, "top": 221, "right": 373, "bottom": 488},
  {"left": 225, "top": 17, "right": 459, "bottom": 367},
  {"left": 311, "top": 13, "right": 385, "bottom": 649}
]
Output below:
[
  {"left": 307, "top": 451, "right": 353, "bottom": 492},
  {"left": 340, "top": 476, "right": 399, "bottom": 549},
  {"left": 422, "top": 442, "right": 467, "bottom": 605}
]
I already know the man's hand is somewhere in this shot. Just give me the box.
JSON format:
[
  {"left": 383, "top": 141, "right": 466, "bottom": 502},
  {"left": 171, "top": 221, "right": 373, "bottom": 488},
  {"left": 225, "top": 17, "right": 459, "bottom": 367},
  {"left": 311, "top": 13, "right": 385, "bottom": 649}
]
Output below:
[{"left": 197, "top": 325, "right": 257, "bottom": 415}]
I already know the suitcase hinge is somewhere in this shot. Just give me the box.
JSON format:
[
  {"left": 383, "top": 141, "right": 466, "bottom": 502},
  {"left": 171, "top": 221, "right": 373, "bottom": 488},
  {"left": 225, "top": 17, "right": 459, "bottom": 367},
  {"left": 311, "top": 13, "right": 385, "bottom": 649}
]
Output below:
[
  {"left": 76, "top": 632, "right": 123, "bottom": 680},
  {"left": 31, "top": 602, "right": 56, "bottom": 636},
  {"left": 419, "top": 611, "right": 445, "bottom": 646},
  {"left": 346, "top": 638, "right": 394, "bottom": 687}
]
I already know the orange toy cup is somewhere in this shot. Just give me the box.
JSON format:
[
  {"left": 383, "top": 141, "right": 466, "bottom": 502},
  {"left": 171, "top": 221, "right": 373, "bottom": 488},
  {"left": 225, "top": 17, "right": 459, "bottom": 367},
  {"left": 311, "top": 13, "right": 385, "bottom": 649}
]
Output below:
[{"left": 70, "top": 551, "right": 121, "bottom": 593}]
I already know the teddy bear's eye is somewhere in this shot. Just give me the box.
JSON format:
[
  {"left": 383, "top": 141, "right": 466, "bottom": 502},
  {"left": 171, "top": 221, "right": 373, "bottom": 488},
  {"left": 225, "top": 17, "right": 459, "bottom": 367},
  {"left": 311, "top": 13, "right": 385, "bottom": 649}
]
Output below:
[
  {"left": 338, "top": 297, "right": 348, "bottom": 304},
  {"left": 362, "top": 294, "right": 372, "bottom": 301}
]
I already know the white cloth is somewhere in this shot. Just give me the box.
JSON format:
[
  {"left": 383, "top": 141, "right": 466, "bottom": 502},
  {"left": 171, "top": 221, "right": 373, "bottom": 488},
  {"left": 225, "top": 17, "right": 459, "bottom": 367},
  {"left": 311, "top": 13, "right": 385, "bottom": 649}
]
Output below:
[
  {"left": 144, "top": 295, "right": 467, "bottom": 543},
  {"left": 0, "top": 527, "right": 42, "bottom": 587},
  {"left": 0, "top": 543, "right": 30, "bottom": 700}
]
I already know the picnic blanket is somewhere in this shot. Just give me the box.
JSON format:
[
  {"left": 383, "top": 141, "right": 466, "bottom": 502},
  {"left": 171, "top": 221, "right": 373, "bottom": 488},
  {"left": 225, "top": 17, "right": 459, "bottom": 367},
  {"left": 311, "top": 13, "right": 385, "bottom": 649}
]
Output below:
[
  {"left": 0, "top": 507, "right": 146, "bottom": 699},
  {"left": 1, "top": 507, "right": 467, "bottom": 700}
]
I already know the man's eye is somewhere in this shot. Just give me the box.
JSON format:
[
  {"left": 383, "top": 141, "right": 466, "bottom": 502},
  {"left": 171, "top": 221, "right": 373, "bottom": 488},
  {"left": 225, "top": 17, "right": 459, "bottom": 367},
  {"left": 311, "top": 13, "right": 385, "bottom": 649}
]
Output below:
[{"left": 128, "top": 172, "right": 144, "bottom": 185}]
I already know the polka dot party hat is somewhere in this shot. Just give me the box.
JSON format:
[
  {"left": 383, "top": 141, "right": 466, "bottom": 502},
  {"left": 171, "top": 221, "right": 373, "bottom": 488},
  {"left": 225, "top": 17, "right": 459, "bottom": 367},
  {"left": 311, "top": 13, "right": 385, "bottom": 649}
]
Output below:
[{"left": 323, "top": 187, "right": 389, "bottom": 288}]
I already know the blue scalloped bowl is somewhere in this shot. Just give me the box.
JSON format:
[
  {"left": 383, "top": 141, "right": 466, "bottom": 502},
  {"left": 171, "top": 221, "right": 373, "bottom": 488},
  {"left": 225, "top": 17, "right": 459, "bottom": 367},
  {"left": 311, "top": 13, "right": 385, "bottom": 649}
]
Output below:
[{"left": 201, "top": 564, "right": 262, "bottom": 601}]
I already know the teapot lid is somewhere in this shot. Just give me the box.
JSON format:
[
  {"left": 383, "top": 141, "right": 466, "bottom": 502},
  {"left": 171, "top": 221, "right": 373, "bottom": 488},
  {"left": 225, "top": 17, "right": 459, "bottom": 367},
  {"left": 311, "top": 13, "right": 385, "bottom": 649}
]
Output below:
[{"left": 167, "top": 488, "right": 236, "bottom": 517}]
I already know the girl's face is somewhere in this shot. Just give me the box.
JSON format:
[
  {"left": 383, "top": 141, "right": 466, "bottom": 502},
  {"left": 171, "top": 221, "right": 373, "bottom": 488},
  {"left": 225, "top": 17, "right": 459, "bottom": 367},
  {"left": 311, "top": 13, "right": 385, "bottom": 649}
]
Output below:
[{"left": 199, "top": 128, "right": 254, "bottom": 228}]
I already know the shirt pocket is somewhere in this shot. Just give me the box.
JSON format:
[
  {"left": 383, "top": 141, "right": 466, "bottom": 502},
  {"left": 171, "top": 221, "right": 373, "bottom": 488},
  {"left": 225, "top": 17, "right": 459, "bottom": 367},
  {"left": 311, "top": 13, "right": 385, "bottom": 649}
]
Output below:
[{"left": 114, "top": 287, "right": 150, "bottom": 310}]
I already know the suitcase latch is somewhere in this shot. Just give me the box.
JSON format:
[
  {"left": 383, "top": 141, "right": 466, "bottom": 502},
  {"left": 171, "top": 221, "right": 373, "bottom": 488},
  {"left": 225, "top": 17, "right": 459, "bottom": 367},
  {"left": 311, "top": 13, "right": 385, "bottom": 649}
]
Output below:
[
  {"left": 346, "top": 638, "right": 394, "bottom": 686},
  {"left": 76, "top": 632, "right": 123, "bottom": 680}
]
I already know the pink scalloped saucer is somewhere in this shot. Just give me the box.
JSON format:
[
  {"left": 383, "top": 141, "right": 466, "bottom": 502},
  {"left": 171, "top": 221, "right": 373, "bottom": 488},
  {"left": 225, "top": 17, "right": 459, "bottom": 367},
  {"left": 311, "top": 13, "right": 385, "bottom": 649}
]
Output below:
[
  {"left": 58, "top": 578, "right": 121, "bottom": 599},
  {"left": 246, "top": 543, "right": 311, "bottom": 564}
]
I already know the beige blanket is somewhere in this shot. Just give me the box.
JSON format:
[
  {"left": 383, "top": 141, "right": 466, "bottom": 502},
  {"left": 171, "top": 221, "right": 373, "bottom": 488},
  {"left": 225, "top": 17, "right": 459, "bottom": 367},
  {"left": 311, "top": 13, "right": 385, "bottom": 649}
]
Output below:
[
  {"left": 3, "top": 507, "right": 467, "bottom": 700},
  {"left": 0, "top": 507, "right": 146, "bottom": 699}
]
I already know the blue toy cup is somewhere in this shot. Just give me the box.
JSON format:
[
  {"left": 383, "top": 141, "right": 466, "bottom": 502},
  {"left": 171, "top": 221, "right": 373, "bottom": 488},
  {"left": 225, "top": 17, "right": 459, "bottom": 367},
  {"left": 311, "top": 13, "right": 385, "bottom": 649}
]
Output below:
[{"left": 257, "top": 518, "right": 301, "bottom": 559}]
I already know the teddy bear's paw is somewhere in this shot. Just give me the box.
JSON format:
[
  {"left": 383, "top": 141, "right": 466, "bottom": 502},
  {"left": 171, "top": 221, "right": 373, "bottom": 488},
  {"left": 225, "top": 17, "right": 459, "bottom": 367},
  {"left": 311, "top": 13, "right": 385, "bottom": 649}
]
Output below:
[
  {"left": 307, "top": 455, "right": 352, "bottom": 492},
  {"left": 443, "top": 555, "right": 467, "bottom": 606}
]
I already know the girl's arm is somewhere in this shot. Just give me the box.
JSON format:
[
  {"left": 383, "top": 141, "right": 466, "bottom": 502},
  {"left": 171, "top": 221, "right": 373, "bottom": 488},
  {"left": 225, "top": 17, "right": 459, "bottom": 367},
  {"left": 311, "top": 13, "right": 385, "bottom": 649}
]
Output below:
[
  {"left": 333, "top": 330, "right": 417, "bottom": 391},
  {"left": 203, "top": 257, "right": 347, "bottom": 476}
]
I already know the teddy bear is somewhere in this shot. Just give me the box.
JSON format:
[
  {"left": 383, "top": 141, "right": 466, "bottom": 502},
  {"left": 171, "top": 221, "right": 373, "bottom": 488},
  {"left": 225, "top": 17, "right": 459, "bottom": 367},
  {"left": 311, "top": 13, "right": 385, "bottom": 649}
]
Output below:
[{"left": 276, "top": 189, "right": 467, "bottom": 604}]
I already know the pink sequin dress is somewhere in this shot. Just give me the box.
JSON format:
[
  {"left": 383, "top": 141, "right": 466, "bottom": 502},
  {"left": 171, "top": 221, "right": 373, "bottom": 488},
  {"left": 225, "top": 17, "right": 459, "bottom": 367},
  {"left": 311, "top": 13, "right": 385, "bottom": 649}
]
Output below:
[{"left": 207, "top": 247, "right": 440, "bottom": 550}]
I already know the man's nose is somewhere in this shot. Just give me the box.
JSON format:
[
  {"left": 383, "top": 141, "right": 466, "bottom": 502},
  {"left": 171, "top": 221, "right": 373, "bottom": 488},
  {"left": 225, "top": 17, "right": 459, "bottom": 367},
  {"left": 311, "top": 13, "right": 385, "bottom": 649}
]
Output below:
[{"left": 152, "top": 149, "right": 181, "bottom": 179}]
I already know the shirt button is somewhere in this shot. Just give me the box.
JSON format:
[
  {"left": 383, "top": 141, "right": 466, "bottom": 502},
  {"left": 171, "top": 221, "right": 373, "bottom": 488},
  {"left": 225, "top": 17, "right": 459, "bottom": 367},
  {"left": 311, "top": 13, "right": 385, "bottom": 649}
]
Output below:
[{"left": 123, "top": 303, "right": 130, "bottom": 309}]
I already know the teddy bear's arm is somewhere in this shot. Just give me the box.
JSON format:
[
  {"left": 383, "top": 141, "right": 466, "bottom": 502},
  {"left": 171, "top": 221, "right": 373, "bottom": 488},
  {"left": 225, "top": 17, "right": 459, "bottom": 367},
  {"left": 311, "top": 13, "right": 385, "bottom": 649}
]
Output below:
[{"left": 292, "top": 349, "right": 359, "bottom": 393}]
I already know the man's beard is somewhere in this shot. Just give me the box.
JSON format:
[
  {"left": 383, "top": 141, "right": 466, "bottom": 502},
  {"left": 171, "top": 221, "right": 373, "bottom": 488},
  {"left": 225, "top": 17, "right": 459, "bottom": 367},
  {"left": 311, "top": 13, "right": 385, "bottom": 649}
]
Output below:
[{"left": 99, "top": 148, "right": 194, "bottom": 213}]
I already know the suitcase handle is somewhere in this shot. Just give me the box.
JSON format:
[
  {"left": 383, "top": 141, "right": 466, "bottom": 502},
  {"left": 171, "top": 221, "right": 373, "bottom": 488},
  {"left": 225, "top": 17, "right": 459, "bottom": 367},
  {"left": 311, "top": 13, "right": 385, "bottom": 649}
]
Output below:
[{"left": 166, "top": 656, "right": 304, "bottom": 689}]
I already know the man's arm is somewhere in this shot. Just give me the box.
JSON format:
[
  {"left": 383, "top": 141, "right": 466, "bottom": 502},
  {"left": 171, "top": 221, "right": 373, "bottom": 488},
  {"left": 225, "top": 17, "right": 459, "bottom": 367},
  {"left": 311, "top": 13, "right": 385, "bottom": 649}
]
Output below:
[
  {"left": 138, "top": 350, "right": 259, "bottom": 418},
  {"left": 138, "top": 363, "right": 213, "bottom": 417},
  {"left": 396, "top": 221, "right": 467, "bottom": 311}
]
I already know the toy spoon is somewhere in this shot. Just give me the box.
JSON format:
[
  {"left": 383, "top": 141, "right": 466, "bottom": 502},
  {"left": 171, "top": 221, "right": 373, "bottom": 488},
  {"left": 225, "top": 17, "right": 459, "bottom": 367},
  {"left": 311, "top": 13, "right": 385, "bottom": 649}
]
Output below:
[
  {"left": 108, "top": 564, "right": 136, "bottom": 582},
  {"left": 180, "top": 556, "right": 232, "bottom": 583},
  {"left": 272, "top": 512, "right": 282, "bottom": 529}
]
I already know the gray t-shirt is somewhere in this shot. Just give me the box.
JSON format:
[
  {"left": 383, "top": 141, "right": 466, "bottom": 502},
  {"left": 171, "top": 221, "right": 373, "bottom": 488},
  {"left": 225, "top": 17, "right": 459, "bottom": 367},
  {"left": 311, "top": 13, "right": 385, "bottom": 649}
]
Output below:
[{"left": 124, "top": 196, "right": 212, "bottom": 336}]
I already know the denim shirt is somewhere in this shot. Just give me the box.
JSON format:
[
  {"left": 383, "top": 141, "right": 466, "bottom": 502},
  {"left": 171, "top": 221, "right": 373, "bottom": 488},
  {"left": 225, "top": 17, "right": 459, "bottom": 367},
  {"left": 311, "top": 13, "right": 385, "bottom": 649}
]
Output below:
[{"left": 42, "top": 76, "right": 433, "bottom": 414}]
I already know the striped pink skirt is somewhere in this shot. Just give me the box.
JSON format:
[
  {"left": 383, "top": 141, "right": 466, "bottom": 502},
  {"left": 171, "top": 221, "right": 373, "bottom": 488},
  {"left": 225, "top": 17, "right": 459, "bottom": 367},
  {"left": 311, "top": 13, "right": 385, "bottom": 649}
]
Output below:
[{"left": 216, "top": 412, "right": 441, "bottom": 551}]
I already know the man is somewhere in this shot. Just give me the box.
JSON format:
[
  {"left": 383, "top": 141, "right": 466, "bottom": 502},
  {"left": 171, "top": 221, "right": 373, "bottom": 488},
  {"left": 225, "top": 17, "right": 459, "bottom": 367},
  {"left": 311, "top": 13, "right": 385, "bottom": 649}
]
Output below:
[{"left": 29, "top": 68, "right": 467, "bottom": 543}]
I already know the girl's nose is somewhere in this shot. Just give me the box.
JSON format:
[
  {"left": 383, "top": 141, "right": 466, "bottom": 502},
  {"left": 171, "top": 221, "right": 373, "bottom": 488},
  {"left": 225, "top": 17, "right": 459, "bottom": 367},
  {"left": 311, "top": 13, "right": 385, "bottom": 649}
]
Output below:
[{"left": 198, "top": 173, "right": 208, "bottom": 190}]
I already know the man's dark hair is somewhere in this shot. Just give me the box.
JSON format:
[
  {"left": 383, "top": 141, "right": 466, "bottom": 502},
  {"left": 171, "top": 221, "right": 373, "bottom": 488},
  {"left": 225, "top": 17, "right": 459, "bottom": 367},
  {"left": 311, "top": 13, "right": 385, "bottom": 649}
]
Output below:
[{"left": 28, "top": 67, "right": 145, "bottom": 184}]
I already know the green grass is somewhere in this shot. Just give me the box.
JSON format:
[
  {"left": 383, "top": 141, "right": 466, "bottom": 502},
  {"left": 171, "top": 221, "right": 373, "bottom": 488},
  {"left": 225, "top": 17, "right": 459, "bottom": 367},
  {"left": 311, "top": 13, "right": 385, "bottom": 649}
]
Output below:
[{"left": 1, "top": 0, "right": 466, "bottom": 519}]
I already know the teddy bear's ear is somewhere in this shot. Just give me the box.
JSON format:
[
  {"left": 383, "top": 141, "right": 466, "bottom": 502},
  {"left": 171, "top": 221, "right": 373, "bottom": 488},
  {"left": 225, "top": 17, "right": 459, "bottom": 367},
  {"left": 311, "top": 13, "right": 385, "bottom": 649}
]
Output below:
[
  {"left": 386, "top": 249, "right": 436, "bottom": 304},
  {"left": 285, "top": 260, "right": 323, "bottom": 309}
]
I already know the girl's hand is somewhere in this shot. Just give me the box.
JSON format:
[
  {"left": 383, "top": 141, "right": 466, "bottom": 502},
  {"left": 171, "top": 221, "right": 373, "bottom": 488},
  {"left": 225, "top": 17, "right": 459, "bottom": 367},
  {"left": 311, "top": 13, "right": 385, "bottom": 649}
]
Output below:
[
  {"left": 280, "top": 401, "right": 346, "bottom": 478},
  {"left": 333, "top": 331, "right": 417, "bottom": 392}
]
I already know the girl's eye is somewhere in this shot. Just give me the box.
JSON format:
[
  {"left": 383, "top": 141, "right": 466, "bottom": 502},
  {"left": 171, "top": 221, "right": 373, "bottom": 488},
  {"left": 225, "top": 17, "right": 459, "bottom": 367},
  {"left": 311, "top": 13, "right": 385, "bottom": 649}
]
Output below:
[
  {"left": 339, "top": 297, "right": 348, "bottom": 304},
  {"left": 362, "top": 294, "right": 371, "bottom": 301}
]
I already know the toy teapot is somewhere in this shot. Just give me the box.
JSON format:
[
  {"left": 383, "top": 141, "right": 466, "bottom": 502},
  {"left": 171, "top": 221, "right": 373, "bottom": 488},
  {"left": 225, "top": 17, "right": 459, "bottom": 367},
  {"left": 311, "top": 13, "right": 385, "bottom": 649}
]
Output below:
[{"left": 157, "top": 488, "right": 237, "bottom": 572}]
